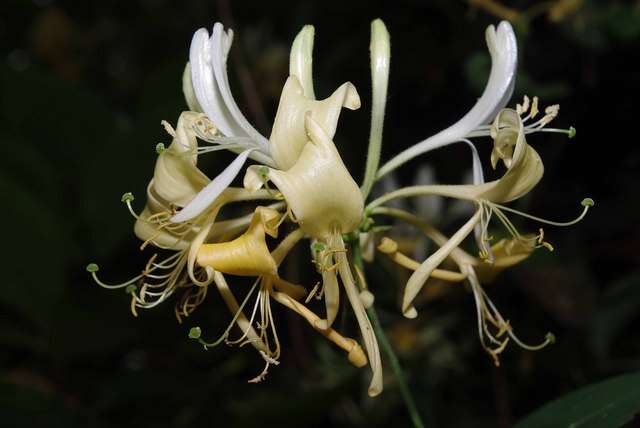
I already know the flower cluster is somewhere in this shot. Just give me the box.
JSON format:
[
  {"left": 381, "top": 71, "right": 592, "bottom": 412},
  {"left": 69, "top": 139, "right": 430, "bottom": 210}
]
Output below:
[{"left": 88, "top": 19, "right": 591, "bottom": 396}]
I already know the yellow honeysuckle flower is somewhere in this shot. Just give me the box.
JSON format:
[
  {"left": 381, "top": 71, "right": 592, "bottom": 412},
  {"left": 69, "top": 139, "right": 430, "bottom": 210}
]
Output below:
[
  {"left": 190, "top": 207, "right": 368, "bottom": 382},
  {"left": 197, "top": 206, "right": 280, "bottom": 276}
]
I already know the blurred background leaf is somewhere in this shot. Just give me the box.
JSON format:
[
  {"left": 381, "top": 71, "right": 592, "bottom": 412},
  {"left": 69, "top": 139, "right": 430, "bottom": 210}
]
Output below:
[{"left": 514, "top": 371, "right": 640, "bottom": 428}]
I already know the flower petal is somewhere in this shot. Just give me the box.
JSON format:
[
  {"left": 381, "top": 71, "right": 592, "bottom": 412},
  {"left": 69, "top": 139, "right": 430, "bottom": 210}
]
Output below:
[
  {"left": 189, "top": 28, "right": 241, "bottom": 138},
  {"left": 209, "top": 23, "right": 270, "bottom": 152},
  {"left": 402, "top": 209, "right": 482, "bottom": 318},
  {"left": 153, "top": 116, "right": 210, "bottom": 207},
  {"left": 377, "top": 21, "right": 517, "bottom": 178},
  {"left": 265, "top": 115, "right": 363, "bottom": 239},
  {"left": 269, "top": 76, "right": 360, "bottom": 170},
  {"left": 289, "top": 25, "right": 315, "bottom": 100},
  {"left": 182, "top": 62, "right": 203, "bottom": 112},
  {"left": 170, "top": 149, "right": 254, "bottom": 223}
]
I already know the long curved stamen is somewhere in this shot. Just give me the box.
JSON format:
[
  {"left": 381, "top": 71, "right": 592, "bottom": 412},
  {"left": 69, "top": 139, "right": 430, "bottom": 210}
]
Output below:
[
  {"left": 190, "top": 276, "right": 261, "bottom": 349},
  {"left": 86, "top": 264, "right": 143, "bottom": 289},
  {"left": 487, "top": 197, "right": 594, "bottom": 227}
]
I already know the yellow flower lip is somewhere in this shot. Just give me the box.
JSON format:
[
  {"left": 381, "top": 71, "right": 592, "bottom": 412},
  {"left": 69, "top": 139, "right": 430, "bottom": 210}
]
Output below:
[{"left": 196, "top": 207, "right": 280, "bottom": 277}]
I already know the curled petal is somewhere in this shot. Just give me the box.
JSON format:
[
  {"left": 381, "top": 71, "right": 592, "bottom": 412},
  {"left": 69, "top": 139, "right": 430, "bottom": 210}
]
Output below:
[
  {"left": 170, "top": 149, "right": 254, "bottom": 223},
  {"left": 209, "top": 23, "right": 269, "bottom": 152},
  {"left": 315, "top": 267, "right": 339, "bottom": 330},
  {"left": 377, "top": 21, "right": 517, "bottom": 178},
  {"left": 189, "top": 25, "right": 269, "bottom": 153},
  {"left": 153, "top": 113, "right": 210, "bottom": 207},
  {"left": 197, "top": 207, "right": 280, "bottom": 277},
  {"left": 182, "top": 63, "right": 203, "bottom": 112},
  {"left": 269, "top": 76, "right": 360, "bottom": 170},
  {"left": 134, "top": 184, "right": 193, "bottom": 251},
  {"left": 368, "top": 110, "right": 542, "bottom": 208},
  {"left": 475, "top": 236, "right": 536, "bottom": 283},
  {"left": 252, "top": 115, "right": 363, "bottom": 239}
]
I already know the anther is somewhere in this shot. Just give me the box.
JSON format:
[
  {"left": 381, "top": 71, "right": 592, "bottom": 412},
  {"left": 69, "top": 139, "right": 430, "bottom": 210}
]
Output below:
[
  {"left": 568, "top": 126, "right": 576, "bottom": 138},
  {"left": 156, "top": 143, "right": 166, "bottom": 154}
]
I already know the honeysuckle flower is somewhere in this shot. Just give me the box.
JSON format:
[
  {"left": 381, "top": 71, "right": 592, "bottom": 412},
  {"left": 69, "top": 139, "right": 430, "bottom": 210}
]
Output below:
[
  {"left": 89, "top": 15, "right": 590, "bottom": 404},
  {"left": 172, "top": 24, "right": 360, "bottom": 224},
  {"left": 360, "top": 20, "right": 591, "bottom": 366},
  {"left": 95, "top": 20, "right": 383, "bottom": 395},
  {"left": 240, "top": 28, "right": 381, "bottom": 395},
  {"left": 89, "top": 112, "right": 278, "bottom": 355},
  {"left": 187, "top": 206, "right": 368, "bottom": 382}
]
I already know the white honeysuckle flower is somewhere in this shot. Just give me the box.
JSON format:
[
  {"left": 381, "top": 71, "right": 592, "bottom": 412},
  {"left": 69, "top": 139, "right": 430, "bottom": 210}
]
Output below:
[
  {"left": 170, "top": 23, "right": 276, "bottom": 224},
  {"left": 376, "top": 21, "right": 518, "bottom": 180},
  {"left": 368, "top": 101, "right": 591, "bottom": 319},
  {"left": 189, "top": 24, "right": 269, "bottom": 153},
  {"left": 172, "top": 23, "right": 360, "bottom": 223}
]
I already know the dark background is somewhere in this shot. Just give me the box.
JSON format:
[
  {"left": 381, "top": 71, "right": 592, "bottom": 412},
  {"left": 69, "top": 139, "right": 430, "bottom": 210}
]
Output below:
[{"left": 1, "top": 0, "right": 639, "bottom": 427}]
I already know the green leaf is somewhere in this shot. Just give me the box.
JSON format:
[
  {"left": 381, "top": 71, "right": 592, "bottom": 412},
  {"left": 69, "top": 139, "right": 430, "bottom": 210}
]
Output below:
[{"left": 514, "top": 372, "right": 640, "bottom": 428}]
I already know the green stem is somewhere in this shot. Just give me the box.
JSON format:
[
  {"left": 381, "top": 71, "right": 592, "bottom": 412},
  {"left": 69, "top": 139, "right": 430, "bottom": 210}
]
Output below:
[{"left": 351, "top": 239, "right": 426, "bottom": 428}]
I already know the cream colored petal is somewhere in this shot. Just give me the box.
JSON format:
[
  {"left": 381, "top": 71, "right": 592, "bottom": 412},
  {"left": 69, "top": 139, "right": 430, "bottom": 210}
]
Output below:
[
  {"left": 133, "top": 183, "right": 196, "bottom": 251},
  {"left": 402, "top": 209, "right": 482, "bottom": 318},
  {"left": 335, "top": 241, "right": 383, "bottom": 397},
  {"left": 264, "top": 115, "right": 363, "bottom": 239},
  {"left": 196, "top": 207, "right": 280, "bottom": 277},
  {"left": 315, "top": 267, "right": 339, "bottom": 329},
  {"left": 153, "top": 112, "right": 210, "bottom": 207},
  {"left": 170, "top": 149, "right": 254, "bottom": 223},
  {"left": 377, "top": 21, "right": 517, "bottom": 178},
  {"left": 289, "top": 25, "right": 315, "bottom": 100},
  {"left": 182, "top": 63, "right": 203, "bottom": 112},
  {"left": 369, "top": 110, "right": 542, "bottom": 207},
  {"left": 268, "top": 76, "right": 360, "bottom": 170}
]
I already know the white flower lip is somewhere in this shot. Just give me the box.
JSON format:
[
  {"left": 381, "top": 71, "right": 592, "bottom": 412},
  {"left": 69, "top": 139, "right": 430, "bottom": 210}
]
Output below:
[
  {"left": 170, "top": 149, "right": 254, "bottom": 223},
  {"left": 189, "top": 24, "right": 269, "bottom": 154},
  {"left": 377, "top": 20, "right": 517, "bottom": 178}
]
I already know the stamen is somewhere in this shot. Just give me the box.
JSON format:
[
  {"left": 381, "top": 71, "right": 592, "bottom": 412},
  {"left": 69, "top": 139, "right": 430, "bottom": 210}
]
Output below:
[
  {"left": 189, "top": 277, "right": 261, "bottom": 349},
  {"left": 486, "top": 197, "right": 594, "bottom": 227},
  {"left": 86, "top": 263, "right": 144, "bottom": 289},
  {"left": 247, "top": 351, "right": 280, "bottom": 383}
]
